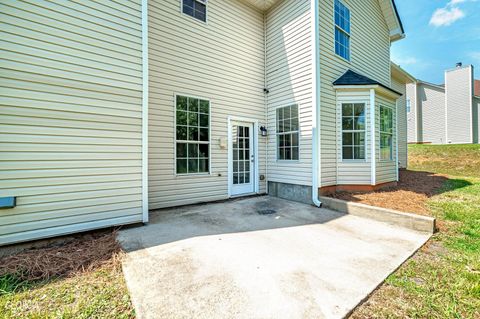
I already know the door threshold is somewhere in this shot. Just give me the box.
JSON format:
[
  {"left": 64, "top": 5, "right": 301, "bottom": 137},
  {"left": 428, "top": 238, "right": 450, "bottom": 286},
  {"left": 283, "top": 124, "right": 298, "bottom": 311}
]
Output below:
[{"left": 229, "top": 192, "right": 258, "bottom": 199}]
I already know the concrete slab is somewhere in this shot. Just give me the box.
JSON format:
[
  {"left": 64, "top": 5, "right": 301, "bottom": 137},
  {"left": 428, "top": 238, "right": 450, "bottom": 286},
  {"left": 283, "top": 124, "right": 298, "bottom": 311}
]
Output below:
[{"left": 118, "top": 196, "right": 431, "bottom": 319}]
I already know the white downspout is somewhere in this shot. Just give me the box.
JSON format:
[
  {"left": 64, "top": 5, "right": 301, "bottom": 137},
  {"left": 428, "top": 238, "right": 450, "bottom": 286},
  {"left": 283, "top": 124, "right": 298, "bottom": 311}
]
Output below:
[
  {"left": 141, "top": 0, "right": 149, "bottom": 223},
  {"left": 311, "top": 0, "right": 321, "bottom": 207},
  {"left": 264, "top": 12, "right": 269, "bottom": 194},
  {"left": 370, "top": 89, "right": 376, "bottom": 185}
]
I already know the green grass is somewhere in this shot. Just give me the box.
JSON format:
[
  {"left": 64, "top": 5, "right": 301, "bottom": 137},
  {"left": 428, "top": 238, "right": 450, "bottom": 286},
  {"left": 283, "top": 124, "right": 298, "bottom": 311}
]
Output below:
[
  {"left": 0, "top": 265, "right": 134, "bottom": 319},
  {"left": 353, "top": 144, "right": 480, "bottom": 319}
]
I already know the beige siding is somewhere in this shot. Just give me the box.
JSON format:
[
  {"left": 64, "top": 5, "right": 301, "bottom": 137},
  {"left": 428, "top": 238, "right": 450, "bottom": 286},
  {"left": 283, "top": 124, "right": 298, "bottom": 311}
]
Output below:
[
  {"left": 391, "top": 76, "right": 407, "bottom": 168},
  {"left": 335, "top": 90, "right": 372, "bottom": 184},
  {"left": 445, "top": 66, "right": 474, "bottom": 144},
  {"left": 406, "top": 82, "right": 418, "bottom": 143},
  {"left": 474, "top": 97, "right": 480, "bottom": 144},
  {"left": 148, "top": 0, "right": 266, "bottom": 209},
  {"left": 419, "top": 83, "right": 446, "bottom": 144},
  {"left": 0, "top": 0, "right": 144, "bottom": 245},
  {"left": 376, "top": 93, "right": 397, "bottom": 184},
  {"left": 266, "top": 0, "right": 313, "bottom": 186},
  {"left": 319, "top": 0, "right": 391, "bottom": 186}
]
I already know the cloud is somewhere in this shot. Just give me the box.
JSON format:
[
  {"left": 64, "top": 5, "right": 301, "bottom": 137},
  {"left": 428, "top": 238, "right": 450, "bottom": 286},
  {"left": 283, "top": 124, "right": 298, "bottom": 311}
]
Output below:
[
  {"left": 470, "top": 52, "right": 480, "bottom": 62},
  {"left": 430, "top": 7, "right": 465, "bottom": 26},
  {"left": 393, "top": 56, "right": 418, "bottom": 66}
]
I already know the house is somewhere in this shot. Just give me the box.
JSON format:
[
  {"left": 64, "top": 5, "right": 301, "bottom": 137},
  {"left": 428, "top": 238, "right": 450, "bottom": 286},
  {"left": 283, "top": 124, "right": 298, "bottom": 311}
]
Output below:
[
  {"left": 391, "top": 62, "right": 415, "bottom": 168},
  {"left": 407, "top": 63, "right": 479, "bottom": 144},
  {"left": 0, "top": 0, "right": 405, "bottom": 246}
]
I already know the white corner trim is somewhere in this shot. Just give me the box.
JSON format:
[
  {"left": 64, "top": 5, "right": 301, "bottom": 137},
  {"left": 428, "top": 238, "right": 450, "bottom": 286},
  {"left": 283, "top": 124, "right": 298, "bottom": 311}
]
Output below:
[
  {"left": 141, "top": 0, "right": 149, "bottom": 223},
  {"left": 395, "top": 99, "right": 399, "bottom": 181},
  {"left": 311, "top": 0, "right": 321, "bottom": 207},
  {"left": 370, "top": 89, "right": 376, "bottom": 185}
]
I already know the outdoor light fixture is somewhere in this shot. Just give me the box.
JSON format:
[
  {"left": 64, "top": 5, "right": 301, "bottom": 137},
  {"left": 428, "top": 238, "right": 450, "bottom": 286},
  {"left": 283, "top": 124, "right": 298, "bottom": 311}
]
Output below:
[{"left": 260, "top": 126, "right": 267, "bottom": 136}]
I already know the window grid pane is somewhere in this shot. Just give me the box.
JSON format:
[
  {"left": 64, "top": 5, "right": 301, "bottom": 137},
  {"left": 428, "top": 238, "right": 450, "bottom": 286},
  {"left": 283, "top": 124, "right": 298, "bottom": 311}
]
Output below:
[
  {"left": 176, "top": 95, "right": 210, "bottom": 174},
  {"left": 276, "top": 105, "right": 300, "bottom": 160},
  {"left": 380, "top": 105, "right": 394, "bottom": 160},
  {"left": 233, "top": 126, "right": 252, "bottom": 185},
  {"left": 342, "top": 103, "right": 365, "bottom": 160},
  {"left": 334, "top": 0, "right": 350, "bottom": 61},
  {"left": 183, "top": 0, "right": 207, "bottom": 22}
]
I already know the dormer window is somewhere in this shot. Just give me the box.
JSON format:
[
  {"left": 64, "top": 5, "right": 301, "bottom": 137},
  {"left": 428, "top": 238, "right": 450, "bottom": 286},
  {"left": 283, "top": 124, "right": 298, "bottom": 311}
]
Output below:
[
  {"left": 334, "top": 0, "right": 350, "bottom": 61},
  {"left": 182, "top": 0, "right": 207, "bottom": 23}
]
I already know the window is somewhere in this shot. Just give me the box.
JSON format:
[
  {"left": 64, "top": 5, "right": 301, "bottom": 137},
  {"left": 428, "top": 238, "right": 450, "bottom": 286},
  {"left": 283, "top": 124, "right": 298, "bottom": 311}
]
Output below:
[
  {"left": 406, "top": 98, "right": 411, "bottom": 113},
  {"left": 342, "top": 103, "right": 365, "bottom": 160},
  {"left": 276, "top": 105, "right": 299, "bottom": 160},
  {"left": 334, "top": 0, "right": 350, "bottom": 61},
  {"left": 182, "top": 0, "right": 207, "bottom": 22},
  {"left": 380, "top": 105, "right": 394, "bottom": 160},
  {"left": 176, "top": 95, "right": 210, "bottom": 174}
]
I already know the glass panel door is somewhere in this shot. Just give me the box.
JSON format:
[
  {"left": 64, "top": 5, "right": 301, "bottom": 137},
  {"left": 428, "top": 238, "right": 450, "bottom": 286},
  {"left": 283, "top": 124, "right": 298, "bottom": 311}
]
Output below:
[{"left": 230, "top": 122, "right": 255, "bottom": 196}]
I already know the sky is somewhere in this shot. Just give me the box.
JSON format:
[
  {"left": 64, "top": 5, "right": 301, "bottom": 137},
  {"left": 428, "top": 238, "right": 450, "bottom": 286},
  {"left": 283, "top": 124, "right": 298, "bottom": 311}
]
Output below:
[{"left": 391, "top": 0, "right": 480, "bottom": 84}]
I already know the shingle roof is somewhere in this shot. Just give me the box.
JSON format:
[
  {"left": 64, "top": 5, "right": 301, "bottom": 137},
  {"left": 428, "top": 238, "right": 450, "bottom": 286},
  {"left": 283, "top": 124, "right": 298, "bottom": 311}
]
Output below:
[
  {"left": 333, "top": 69, "right": 402, "bottom": 96},
  {"left": 475, "top": 79, "right": 480, "bottom": 97}
]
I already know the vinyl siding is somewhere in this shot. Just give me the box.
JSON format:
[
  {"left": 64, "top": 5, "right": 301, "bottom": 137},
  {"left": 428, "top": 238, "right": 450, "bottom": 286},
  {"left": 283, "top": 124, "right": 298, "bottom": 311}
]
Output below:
[
  {"left": 335, "top": 90, "right": 372, "bottom": 184},
  {"left": 266, "top": 0, "right": 313, "bottom": 186},
  {"left": 445, "top": 66, "right": 473, "bottom": 144},
  {"left": 0, "top": 0, "right": 144, "bottom": 245},
  {"left": 376, "top": 93, "right": 397, "bottom": 184},
  {"left": 391, "top": 76, "right": 407, "bottom": 168},
  {"left": 319, "top": 0, "right": 391, "bottom": 186},
  {"left": 474, "top": 97, "right": 480, "bottom": 144},
  {"left": 406, "top": 82, "right": 418, "bottom": 143},
  {"left": 148, "top": 0, "right": 266, "bottom": 209},
  {"left": 419, "top": 83, "right": 446, "bottom": 144}
]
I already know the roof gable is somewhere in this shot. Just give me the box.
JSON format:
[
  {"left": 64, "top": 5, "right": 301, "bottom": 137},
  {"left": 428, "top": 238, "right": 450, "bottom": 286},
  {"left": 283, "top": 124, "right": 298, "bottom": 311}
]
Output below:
[
  {"left": 333, "top": 69, "right": 402, "bottom": 96},
  {"left": 378, "top": 0, "right": 405, "bottom": 41}
]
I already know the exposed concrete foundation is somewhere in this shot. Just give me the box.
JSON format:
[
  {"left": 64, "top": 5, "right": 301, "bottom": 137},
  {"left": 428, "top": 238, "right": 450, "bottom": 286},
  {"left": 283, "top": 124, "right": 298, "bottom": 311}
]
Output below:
[
  {"left": 319, "top": 196, "right": 436, "bottom": 233},
  {"left": 268, "top": 181, "right": 312, "bottom": 204}
]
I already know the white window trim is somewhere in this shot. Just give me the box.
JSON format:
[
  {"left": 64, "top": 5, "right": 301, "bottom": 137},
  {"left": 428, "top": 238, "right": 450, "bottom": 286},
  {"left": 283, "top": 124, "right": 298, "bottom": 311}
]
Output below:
[
  {"left": 181, "top": 0, "right": 208, "bottom": 24},
  {"left": 340, "top": 102, "right": 367, "bottom": 162},
  {"left": 275, "top": 104, "right": 301, "bottom": 162},
  {"left": 333, "top": 0, "right": 351, "bottom": 62},
  {"left": 379, "top": 104, "right": 394, "bottom": 162},
  {"left": 174, "top": 93, "right": 212, "bottom": 176}
]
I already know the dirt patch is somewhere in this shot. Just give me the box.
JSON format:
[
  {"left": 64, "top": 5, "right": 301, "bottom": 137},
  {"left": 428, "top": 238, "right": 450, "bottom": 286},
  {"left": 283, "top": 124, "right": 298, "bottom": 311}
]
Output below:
[
  {"left": 329, "top": 170, "right": 447, "bottom": 216},
  {"left": 0, "top": 230, "right": 122, "bottom": 281}
]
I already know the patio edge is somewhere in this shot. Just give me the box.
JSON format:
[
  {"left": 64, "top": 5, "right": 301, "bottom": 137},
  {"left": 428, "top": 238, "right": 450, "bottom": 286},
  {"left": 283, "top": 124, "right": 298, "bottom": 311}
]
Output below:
[{"left": 319, "top": 196, "right": 436, "bottom": 234}]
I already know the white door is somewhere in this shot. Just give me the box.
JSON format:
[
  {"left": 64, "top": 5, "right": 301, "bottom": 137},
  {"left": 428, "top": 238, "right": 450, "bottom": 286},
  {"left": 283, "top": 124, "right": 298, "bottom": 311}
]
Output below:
[{"left": 230, "top": 121, "right": 255, "bottom": 196}]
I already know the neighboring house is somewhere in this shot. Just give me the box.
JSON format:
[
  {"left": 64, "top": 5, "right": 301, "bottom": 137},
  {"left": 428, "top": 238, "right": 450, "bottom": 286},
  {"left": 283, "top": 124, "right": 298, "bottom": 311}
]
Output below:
[
  {"left": 407, "top": 63, "right": 479, "bottom": 144},
  {"left": 391, "top": 62, "right": 415, "bottom": 168},
  {"left": 0, "top": 0, "right": 405, "bottom": 245}
]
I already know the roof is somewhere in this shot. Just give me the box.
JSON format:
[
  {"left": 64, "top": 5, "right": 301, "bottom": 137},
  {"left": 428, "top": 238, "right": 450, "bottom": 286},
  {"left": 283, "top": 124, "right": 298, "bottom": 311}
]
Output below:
[
  {"left": 333, "top": 69, "right": 403, "bottom": 96},
  {"left": 391, "top": 62, "right": 415, "bottom": 83},
  {"left": 475, "top": 79, "right": 480, "bottom": 97},
  {"left": 379, "top": 0, "right": 405, "bottom": 41}
]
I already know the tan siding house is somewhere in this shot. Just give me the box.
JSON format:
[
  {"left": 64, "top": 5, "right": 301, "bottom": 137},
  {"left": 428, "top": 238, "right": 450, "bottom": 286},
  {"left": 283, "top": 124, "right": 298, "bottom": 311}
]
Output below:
[
  {"left": 406, "top": 64, "right": 478, "bottom": 145},
  {"left": 0, "top": 0, "right": 406, "bottom": 245}
]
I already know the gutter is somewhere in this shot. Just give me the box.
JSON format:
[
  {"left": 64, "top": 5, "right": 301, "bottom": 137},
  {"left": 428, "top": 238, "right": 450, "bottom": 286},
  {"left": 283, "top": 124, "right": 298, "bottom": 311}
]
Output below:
[
  {"left": 141, "top": 0, "right": 149, "bottom": 223},
  {"left": 311, "top": 0, "right": 321, "bottom": 207}
]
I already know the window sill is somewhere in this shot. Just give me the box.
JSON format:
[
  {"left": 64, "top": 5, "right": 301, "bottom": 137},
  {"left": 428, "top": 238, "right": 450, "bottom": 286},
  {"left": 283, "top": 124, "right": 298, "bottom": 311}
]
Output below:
[{"left": 175, "top": 172, "right": 212, "bottom": 177}]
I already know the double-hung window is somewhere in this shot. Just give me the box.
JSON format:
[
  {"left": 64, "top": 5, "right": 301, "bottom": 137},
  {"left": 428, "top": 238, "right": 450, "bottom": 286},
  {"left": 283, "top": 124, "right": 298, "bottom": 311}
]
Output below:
[
  {"left": 182, "top": 0, "right": 207, "bottom": 22},
  {"left": 276, "top": 105, "right": 299, "bottom": 160},
  {"left": 176, "top": 95, "right": 210, "bottom": 174},
  {"left": 334, "top": 0, "right": 351, "bottom": 61},
  {"left": 342, "top": 103, "right": 365, "bottom": 160},
  {"left": 380, "top": 106, "right": 394, "bottom": 160}
]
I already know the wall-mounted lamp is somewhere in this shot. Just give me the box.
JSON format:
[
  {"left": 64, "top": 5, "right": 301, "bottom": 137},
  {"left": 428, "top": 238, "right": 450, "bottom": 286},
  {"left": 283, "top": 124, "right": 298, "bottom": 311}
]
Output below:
[{"left": 260, "top": 126, "right": 267, "bottom": 137}]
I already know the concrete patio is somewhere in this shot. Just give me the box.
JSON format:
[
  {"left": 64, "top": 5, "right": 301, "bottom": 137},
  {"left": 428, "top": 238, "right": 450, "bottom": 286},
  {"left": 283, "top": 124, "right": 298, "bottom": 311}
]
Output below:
[{"left": 118, "top": 196, "right": 431, "bottom": 319}]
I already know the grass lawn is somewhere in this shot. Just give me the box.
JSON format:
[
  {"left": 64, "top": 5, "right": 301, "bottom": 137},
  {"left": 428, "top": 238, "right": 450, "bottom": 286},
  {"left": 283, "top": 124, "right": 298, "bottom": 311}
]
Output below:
[
  {"left": 0, "top": 231, "right": 135, "bottom": 319},
  {"left": 352, "top": 144, "right": 480, "bottom": 319}
]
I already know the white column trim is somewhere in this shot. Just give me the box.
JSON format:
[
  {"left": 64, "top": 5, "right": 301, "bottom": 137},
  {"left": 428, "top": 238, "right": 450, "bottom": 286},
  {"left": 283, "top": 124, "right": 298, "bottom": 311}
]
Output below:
[
  {"left": 141, "top": 0, "right": 149, "bottom": 223},
  {"left": 370, "top": 89, "right": 376, "bottom": 185}
]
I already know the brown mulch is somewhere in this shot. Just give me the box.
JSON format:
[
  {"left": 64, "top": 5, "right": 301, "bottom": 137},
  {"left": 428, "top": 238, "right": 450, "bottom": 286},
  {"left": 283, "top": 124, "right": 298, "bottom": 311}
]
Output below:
[
  {"left": 329, "top": 170, "right": 448, "bottom": 216},
  {"left": 0, "top": 230, "right": 123, "bottom": 281}
]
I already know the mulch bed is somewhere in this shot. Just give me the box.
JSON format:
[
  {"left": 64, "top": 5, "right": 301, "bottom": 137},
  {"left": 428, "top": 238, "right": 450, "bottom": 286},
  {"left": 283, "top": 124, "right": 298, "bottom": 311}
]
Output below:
[
  {"left": 329, "top": 170, "right": 447, "bottom": 216},
  {"left": 0, "top": 230, "right": 122, "bottom": 281}
]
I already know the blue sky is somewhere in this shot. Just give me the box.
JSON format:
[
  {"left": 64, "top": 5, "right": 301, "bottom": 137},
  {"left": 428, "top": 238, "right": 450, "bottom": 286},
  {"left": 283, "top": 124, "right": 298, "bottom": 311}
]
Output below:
[{"left": 392, "top": 0, "right": 480, "bottom": 84}]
